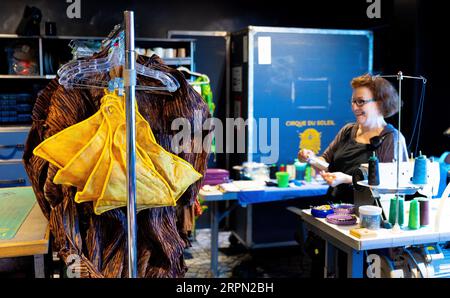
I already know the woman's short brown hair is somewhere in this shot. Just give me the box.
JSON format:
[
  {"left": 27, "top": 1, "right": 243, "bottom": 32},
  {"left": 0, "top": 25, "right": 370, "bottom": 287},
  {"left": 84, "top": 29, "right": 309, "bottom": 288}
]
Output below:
[{"left": 351, "top": 74, "right": 399, "bottom": 118}]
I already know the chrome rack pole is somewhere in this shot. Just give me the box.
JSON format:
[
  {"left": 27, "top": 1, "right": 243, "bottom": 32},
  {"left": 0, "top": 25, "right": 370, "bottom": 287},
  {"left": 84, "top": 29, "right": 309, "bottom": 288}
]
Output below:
[
  {"left": 394, "top": 71, "right": 403, "bottom": 230},
  {"left": 396, "top": 71, "right": 403, "bottom": 191},
  {"left": 124, "top": 10, "right": 138, "bottom": 278}
]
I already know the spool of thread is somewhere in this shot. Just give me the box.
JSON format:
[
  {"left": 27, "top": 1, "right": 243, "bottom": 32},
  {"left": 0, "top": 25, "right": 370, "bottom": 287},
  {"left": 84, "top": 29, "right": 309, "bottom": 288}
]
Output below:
[
  {"left": 164, "top": 48, "right": 176, "bottom": 58},
  {"left": 412, "top": 151, "right": 428, "bottom": 185},
  {"left": 368, "top": 152, "right": 380, "bottom": 186},
  {"left": 135, "top": 48, "right": 146, "bottom": 56},
  {"left": 389, "top": 197, "right": 404, "bottom": 226},
  {"left": 153, "top": 47, "right": 164, "bottom": 57},
  {"left": 177, "top": 48, "right": 186, "bottom": 58},
  {"left": 145, "top": 48, "right": 155, "bottom": 57},
  {"left": 419, "top": 198, "right": 430, "bottom": 227},
  {"left": 279, "top": 164, "right": 286, "bottom": 172},
  {"left": 408, "top": 199, "right": 420, "bottom": 230}
]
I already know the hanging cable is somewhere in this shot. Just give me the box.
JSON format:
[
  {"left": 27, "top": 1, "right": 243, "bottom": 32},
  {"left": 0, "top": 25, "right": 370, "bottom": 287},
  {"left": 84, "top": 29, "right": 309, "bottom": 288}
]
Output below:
[
  {"left": 407, "top": 81, "right": 423, "bottom": 150},
  {"left": 414, "top": 83, "right": 426, "bottom": 157},
  {"left": 407, "top": 78, "right": 427, "bottom": 156}
]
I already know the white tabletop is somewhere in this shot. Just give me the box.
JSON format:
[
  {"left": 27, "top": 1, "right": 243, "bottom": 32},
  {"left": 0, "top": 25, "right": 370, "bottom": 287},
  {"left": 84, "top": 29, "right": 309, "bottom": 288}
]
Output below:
[
  {"left": 300, "top": 199, "right": 450, "bottom": 251},
  {"left": 198, "top": 180, "right": 328, "bottom": 202},
  {"left": 198, "top": 188, "right": 238, "bottom": 202}
]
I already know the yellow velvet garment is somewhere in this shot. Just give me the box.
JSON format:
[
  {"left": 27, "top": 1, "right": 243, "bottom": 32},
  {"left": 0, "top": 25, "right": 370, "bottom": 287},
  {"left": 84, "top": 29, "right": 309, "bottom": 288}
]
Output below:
[{"left": 33, "top": 90, "right": 202, "bottom": 215}]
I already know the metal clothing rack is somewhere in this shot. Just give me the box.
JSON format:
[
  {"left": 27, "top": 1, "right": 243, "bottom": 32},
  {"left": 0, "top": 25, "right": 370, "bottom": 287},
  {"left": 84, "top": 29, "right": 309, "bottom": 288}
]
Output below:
[
  {"left": 120, "top": 10, "right": 185, "bottom": 278},
  {"left": 123, "top": 10, "right": 138, "bottom": 278}
]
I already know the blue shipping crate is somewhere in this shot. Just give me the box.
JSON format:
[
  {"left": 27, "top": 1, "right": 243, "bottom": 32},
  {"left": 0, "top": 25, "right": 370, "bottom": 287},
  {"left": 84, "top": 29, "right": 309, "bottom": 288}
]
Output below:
[{"left": 231, "top": 26, "right": 373, "bottom": 166}]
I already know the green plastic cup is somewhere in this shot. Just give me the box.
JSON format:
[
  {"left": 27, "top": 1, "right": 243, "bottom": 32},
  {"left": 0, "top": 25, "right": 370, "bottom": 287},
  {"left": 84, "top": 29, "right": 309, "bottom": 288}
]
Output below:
[{"left": 276, "top": 171, "right": 290, "bottom": 188}]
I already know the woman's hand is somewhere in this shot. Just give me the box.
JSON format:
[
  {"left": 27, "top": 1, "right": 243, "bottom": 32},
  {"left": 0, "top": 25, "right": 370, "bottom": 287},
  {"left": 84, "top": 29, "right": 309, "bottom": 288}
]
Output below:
[
  {"left": 320, "top": 171, "right": 352, "bottom": 187},
  {"left": 298, "top": 149, "right": 315, "bottom": 162}
]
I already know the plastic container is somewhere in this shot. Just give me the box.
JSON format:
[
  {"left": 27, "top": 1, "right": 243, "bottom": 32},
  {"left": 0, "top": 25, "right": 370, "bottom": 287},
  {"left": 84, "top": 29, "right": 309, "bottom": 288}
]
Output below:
[
  {"left": 294, "top": 159, "right": 307, "bottom": 180},
  {"left": 286, "top": 164, "right": 296, "bottom": 180},
  {"left": 235, "top": 162, "right": 270, "bottom": 181},
  {"left": 332, "top": 203, "right": 355, "bottom": 215},
  {"left": 311, "top": 205, "right": 334, "bottom": 218},
  {"left": 359, "top": 205, "right": 382, "bottom": 230},
  {"left": 276, "top": 171, "right": 290, "bottom": 188},
  {"left": 326, "top": 214, "right": 357, "bottom": 225}
]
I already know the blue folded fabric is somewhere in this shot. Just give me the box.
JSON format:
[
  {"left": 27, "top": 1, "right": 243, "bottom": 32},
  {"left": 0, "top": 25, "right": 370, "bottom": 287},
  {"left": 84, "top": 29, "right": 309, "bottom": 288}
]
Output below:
[{"left": 237, "top": 184, "right": 328, "bottom": 206}]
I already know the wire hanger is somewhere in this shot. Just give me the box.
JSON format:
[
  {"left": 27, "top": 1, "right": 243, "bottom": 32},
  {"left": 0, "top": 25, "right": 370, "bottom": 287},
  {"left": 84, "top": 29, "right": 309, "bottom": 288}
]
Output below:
[
  {"left": 177, "top": 66, "right": 210, "bottom": 85},
  {"left": 57, "top": 26, "right": 180, "bottom": 92}
]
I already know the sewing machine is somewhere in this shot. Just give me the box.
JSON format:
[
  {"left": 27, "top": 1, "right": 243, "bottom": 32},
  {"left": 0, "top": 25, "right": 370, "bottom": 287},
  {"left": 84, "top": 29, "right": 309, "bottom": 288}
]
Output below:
[{"left": 352, "top": 160, "right": 441, "bottom": 220}]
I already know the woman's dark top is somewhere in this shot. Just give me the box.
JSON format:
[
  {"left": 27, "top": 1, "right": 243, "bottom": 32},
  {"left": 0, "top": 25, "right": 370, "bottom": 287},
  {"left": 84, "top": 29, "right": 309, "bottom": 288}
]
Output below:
[{"left": 321, "top": 123, "right": 408, "bottom": 203}]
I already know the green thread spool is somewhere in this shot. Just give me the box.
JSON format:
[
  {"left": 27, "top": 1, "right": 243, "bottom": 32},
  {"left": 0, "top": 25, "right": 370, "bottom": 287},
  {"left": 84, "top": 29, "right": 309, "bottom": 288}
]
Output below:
[
  {"left": 389, "top": 197, "right": 404, "bottom": 226},
  {"left": 408, "top": 199, "right": 420, "bottom": 230}
]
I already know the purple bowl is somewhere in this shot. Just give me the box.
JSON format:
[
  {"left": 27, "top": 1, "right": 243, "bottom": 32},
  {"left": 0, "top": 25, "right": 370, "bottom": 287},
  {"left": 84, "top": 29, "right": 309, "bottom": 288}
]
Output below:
[
  {"left": 332, "top": 203, "right": 355, "bottom": 215},
  {"left": 326, "top": 214, "right": 357, "bottom": 225}
]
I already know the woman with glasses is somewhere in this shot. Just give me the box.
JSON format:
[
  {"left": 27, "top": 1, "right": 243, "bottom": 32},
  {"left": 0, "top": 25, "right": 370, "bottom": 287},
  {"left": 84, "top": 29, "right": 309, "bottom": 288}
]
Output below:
[{"left": 298, "top": 74, "right": 408, "bottom": 203}]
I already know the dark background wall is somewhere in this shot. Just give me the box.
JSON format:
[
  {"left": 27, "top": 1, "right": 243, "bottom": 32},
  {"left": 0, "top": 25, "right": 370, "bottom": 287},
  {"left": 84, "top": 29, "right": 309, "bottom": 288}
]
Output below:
[{"left": 0, "top": 0, "right": 448, "bottom": 157}]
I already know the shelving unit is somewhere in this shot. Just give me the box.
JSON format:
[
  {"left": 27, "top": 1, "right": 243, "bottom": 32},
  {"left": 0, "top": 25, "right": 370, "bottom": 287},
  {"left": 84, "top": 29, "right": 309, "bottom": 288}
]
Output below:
[
  {"left": 0, "top": 34, "right": 195, "bottom": 126},
  {"left": 0, "top": 33, "right": 195, "bottom": 188},
  {"left": 0, "top": 75, "right": 56, "bottom": 79}
]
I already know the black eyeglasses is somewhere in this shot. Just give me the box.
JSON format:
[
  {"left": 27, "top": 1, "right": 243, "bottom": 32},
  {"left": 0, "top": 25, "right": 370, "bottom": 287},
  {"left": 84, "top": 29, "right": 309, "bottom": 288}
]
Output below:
[{"left": 351, "top": 98, "right": 376, "bottom": 107}]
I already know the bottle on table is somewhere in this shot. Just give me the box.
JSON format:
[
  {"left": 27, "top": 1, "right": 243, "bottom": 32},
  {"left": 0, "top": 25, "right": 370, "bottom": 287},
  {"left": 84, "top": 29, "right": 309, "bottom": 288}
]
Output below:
[
  {"left": 368, "top": 152, "right": 380, "bottom": 186},
  {"left": 294, "top": 158, "right": 306, "bottom": 181},
  {"left": 286, "top": 164, "right": 296, "bottom": 180},
  {"left": 304, "top": 164, "right": 312, "bottom": 182},
  {"left": 269, "top": 163, "right": 278, "bottom": 179}
]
